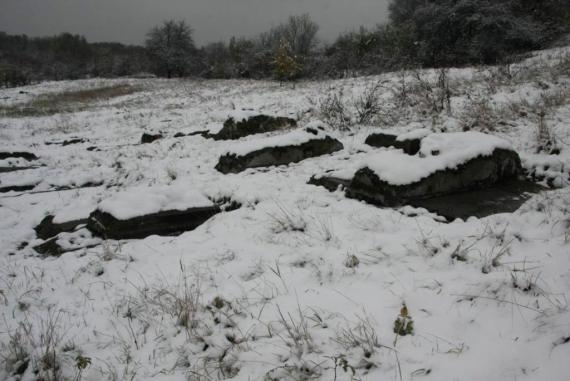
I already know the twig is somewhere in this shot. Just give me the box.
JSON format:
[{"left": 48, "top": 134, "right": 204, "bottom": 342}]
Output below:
[{"left": 452, "top": 294, "right": 542, "bottom": 313}]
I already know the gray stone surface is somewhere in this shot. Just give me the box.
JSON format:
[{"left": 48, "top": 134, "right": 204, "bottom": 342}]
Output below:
[
  {"left": 141, "top": 133, "right": 163, "bottom": 144},
  {"left": 348, "top": 148, "right": 523, "bottom": 206},
  {"left": 365, "top": 132, "right": 422, "bottom": 155},
  {"left": 215, "top": 136, "right": 344, "bottom": 174},
  {"left": 0, "top": 151, "right": 38, "bottom": 161},
  {"left": 34, "top": 215, "right": 88, "bottom": 240},
  {"left": 0, "top": 184, "right": 36, "bottom": 193},
  {"left": 87, "top": 206, "right": 221, "bottom": 239},
  {"left": 212, "top": 115, "right": 297, "bottom": 140},
  {"left": 0, "top": 166, "right": 39, "bottom": 173},
  {"left": 307, "top": 174, "right": 351, "bottom": 192},
  {"left": 33, "top": 237, "right": 66, "bottom": 257}
]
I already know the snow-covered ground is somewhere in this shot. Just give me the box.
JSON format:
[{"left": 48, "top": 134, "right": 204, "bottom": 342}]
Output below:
[{"left": 1, "top": 47, "right": 569, "bottom": 381}]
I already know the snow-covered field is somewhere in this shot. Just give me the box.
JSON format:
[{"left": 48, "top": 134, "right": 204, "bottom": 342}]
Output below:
[{"left": 1, "top": 47, "right": 569, "bottom": 381}]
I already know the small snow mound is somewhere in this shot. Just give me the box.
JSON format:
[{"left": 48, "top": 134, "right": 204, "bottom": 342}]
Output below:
[
  {"left": 56, "top": 229, "right": 101, "bottom": 251},
  {"left": 226, "top": 109, "right": 261, "bottom": 121},
  {"left": 397, "top": 128, "right": 431, "bottom": 141},
  {"left": 97, "top": 185, "right": 213, "bottom": 220},
  {"left": 304, "top": 120, "right": 330, "bottom": 131},
  {"left": 53, "top": 198, "right": 98, "bottom": 224},
  {"left": 419, "top": 131, "right": 512, "bottom": 158},
  {"left": 211, "top": 109, "right": 260, "bottom": 122}
]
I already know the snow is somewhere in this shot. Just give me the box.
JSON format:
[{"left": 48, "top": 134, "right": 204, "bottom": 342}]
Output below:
[
  {"left": 0, "top": 46, "right": 569, "bottom": 381},
  {"left": 225, "top": 109, "right": 261, "bottom": 121},
  {"left": 97, "top": 184, "right": 214, "bottom": 220},
  {"left": 222, "top": 126, "right": 329, "bottom": 156},
  {"left": 363, "top": 132, "right": 514, "bottom": 185},
  {"left": 419, "top": 131, "right": 512, "bottom": 158},
  {"left": 396, "top": 128, "right": 431, "bottom": 141},
  {"left": 0, "top": 158, "right": 34, "bottom": 168},
  {"left": 56, "top": 228, "right": 101, "bottom": 251},
  {"left": 52, "top": 197, "right": 98, "bottom": 224}
]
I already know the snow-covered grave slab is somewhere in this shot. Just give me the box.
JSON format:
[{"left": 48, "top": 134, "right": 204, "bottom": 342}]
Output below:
[
  {"left": 35, "top": 215, "right": 89, "bottom": 240},
  {"left": 0, "top": 172, "right": 41, "bottom": 193},
  {"left": 364, "top": 128, "right": 431, "bottom": 155},
  {"left": 34, "top": 199, "right": 97, "bottom": 240},
  {"left": 87, "top": 185, "right": 220, "bottom": 239},
  {"left": 215, "top": 126, "right": 344, "bottom": 174},
  {"left": 0, "top": 151, "right": 39, "bottom": 161},
  {"left": 33, "top": 228, "right": 101, "bottom": 257},
  {"left": 141, "top": 132, "right": 163, "bottom": 144},
  {"left": 210, "top": 110, "right": 297, "bottom": 140},
  {"left": 0, "top": 166, "right": 107, "bottom": 194},
  {"left": 44, "top": 137, "right": 87, "bottom": 146},
  {"left": 308, "top": 164, "right": 360, "bottom": 192},
  {"left": 348, "top": 132, "right": 523, "bottom": 206},
  {"left": 0, "top": 157, "right": 41, "bottom": 173}
]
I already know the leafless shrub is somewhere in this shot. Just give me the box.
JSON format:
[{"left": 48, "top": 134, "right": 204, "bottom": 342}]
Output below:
[
  {"left": 481, "top": 239, "right": 512, "bottom": 274},
  {"left": 416, "top": 232, "right": 444, "bottom": 257},
  {"left": 275, "top": 305, "right": 315, "bottom": 354},
  {"left": 406, "top": 69, "right": 452, "bottom": 116},
  {"left": 459, "top": 95, "right": 500, "bottom": 132},
  {"left": 121, "top": 262, "right": 249, "bottom": 379},
  {"left": 187, "top": 348, "right": 241, "bottom": 381},
  {"left": 542, "top": 50, "right": 570, "bottom": 82},
  {"left": 510, "top": 269, "right": 543, "bottom": 296},
  {"left": 319, "top": 88, "right": 352, "bottom": 131},
  {"left": 268, "top": 203, "right": 308, "bottom": 234},
  {"left": 539, "top": 86, "right": 570, "bottom": 110},
  {"left": 308, "top": 215, "right": 336, "bottom": 244},
  {"left": 0, "top": 323, "right": 30, "bottom": 377},
  {"left": 535, "top": 110, "right": 557, "bottom": 154},
  {"left": 354, "top": 81, "right": 383, "bottom": 124},
  {"left": 37, "top": 310, "right": 66, "bottom": 381},
  {"left": 485, "top": 63, "right": 520, "bottom": 90},
  {"left": 334, "top": 315, "right": 380, "bottom": 364},
  {"left": 1, "top": 308, "right": 69, "bottom": 381},
  {"left": 263, "top": 362, "right": 322, "bottom": 381},
  {"left": 263, "top": 305, "right": 322, "bottom": 381},
  {"left": 131, "top": 261, "right": 202, "bottom": 332},
  {"left": 450, "top": 237, "right": 484, "bottom": 263},
  {"left": 344, "top": 254, "right": 360, "bottom": 268}
]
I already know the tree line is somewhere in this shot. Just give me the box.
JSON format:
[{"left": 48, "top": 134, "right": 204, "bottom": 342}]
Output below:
[
  {"left": 1, "top": 0, "right": 568, "bottom": 87},
  {"left": 0, "top": 32, "right": 150, "bottom": 87}
]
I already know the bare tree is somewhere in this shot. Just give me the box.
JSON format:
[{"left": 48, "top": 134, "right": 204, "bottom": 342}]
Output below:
[
  {"left": 283, "top": 14, "right": 319, "bottom": 58},
  {"left": 146, "top": 20, "right": 195, "bottom": 78}
]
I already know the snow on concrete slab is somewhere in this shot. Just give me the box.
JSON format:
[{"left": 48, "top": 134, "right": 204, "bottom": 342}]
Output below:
[
  {"left": 52, "top": 197, "right": 98, "bottom": 224},
  {"left": 222, "top": 127, "right": 330, "bottom": 157},
  {"left": 419, "top": 131, "right": 512, "bottom": 158},
  {"left": 97, "top": 184, "right": 214, "bottom": 220},
  {"left": 362, "top": 132, "right": 514, "bottom": 185}
]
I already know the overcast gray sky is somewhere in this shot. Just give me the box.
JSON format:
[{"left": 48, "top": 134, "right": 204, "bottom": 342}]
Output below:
[{"left": 0, "top": 0, "right": 389, "bottom": 46}]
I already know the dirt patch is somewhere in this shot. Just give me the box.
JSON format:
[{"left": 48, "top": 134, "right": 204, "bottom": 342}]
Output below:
[{"left": 0, "top": 84, "right": 142, "bottom": 117}]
